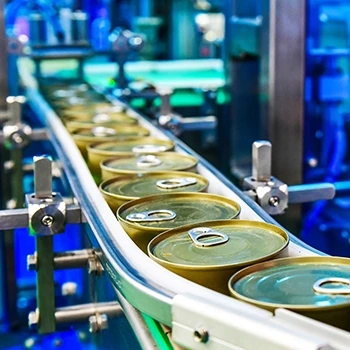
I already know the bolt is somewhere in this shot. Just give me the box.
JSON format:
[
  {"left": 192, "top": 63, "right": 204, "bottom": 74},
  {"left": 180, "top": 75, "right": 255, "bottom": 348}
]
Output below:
[
  {"left": 12, "top": 132, "right": 23, "bottom": 144},
  {"left": 89, "top": 313, "right": 108, "bottom": 334},
  {"left": 308, "top": 157, "right": 318, "bottom": 168},
  {"left": 28, "top": 311, "right": 39, "bottom": 330},
  {"left": 61, "top": 282, "right": 77, "bottom": 296},
  {"left": 268, "top": 196, "right": 280, "bottom": 207},
  {"left": 41, "top": 215, "right": 54, "bottom": 227},
  {"left": 194, "top": 328, "right": 209, "bottom": 343}
]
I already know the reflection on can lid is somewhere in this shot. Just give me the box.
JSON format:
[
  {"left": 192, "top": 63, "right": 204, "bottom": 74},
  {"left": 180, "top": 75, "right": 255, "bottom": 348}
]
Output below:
[
  {"left": 150, "top": 220, "right": 288, "bottom": 266},
  {"left": 229, "top": 257, "right": 350, "bottom": 309}
]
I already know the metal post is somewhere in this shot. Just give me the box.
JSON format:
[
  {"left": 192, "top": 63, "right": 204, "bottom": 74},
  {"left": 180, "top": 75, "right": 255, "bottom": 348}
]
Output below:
[{"left": 34, "top": 156, "right": 56, "bottom": 334}]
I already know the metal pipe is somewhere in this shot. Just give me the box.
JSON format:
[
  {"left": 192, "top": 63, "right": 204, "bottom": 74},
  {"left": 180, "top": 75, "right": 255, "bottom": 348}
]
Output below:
[{"left": 55, "top": 302, "right": 122, "bottom": 324}]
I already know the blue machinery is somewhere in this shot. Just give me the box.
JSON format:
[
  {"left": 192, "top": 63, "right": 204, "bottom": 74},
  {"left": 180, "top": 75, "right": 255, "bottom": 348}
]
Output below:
[{"left": 0, "top": 0, "right": 349, "bottom": 349}]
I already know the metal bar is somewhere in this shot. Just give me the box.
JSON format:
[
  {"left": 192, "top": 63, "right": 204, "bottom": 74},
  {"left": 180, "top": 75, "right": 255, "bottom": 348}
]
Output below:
[
  {"left": 289, "top": 183, "right": 335, "bottom": 204},
  {"left": 28, "top": 248, "right": 96, "bottom": 271},
  {"left": 0, "top": 128, "right": 48, "bottom": 144},
  {"left": 55, "top": 302, "right": 122, "bottom": 324},
  {"left": 0, "top": 0, "right": 8, "bottom": 110},
  {"left": 36, "top": 235, "right": 56, "bottom": 334},
  {"left": 114, "top": 288, "right": 158, "bottom": 350}
]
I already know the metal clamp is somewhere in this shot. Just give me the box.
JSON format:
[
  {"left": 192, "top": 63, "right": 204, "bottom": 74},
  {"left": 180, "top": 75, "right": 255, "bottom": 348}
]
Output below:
[
  {"left": 188, "top": 227, "right": 229, "bottom": 247},
  {"left": 157, "top": 89, "right": 217, "bottom": 136},
  {"left": 313, "top": 277, "right": 350, "bottom": 295},
  {"left": 25, "top": 155, "right": 66, "bottom": 236},
  {"left": 156, "top": 177, "right": 198, "bottom": 189},
  {"left": 126, "top": 210, "right": 176, "bottom": 223},
  {"left": 137, "top": 155, "right": 162, "bottom": 168},
  {"left": 244, "top": 141, "right": 335, "bottom": 215}
]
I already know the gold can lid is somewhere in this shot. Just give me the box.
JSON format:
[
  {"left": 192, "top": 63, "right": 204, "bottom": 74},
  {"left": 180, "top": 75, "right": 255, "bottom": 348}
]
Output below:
[
  {"left": 117, "top": 193, "right": 240, "bottom": 231},
  {"left": 100, "top": 171, "right": 208, "bottom": 200},
  {"left": 229, "top": 256, "right": 350, "bottom": 310},
  {"left": 102, "top": 153, "right": 197, "bottom": 173},
  {"left": 149, "top": 220, "right": 288, "bottom": 268}
]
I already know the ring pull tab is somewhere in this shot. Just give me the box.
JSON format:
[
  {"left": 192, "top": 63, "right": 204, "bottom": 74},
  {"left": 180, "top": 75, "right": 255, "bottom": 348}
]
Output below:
[
  {"left": 69, "top": 96, "right": 85, "bottom": 105},
  {"left": 92, "top": 126, "right": 117, "bottom": 137},
  {"left": 95, "top": 105, "right": 124, "bottom": 114},
  {"left": 92, "top": 113, "right": 111, "bottom": 123},
  {"left": 126, "top": 209, "right": 176, "bottom": 223},
  {"left": 188, "top": 227, "right": 229, "bottom": 247},
  {"left": 132, "top": 144, "right": 167, "bottom": 153},
  {"left": 137, "top": 155, "right": 162, "bottom": 168},
  {"left": 313, "top": 277, "right": 350, "bottom": 295},
  {"left": 156, "top": 177, "right": 198, "bottom": 189}
]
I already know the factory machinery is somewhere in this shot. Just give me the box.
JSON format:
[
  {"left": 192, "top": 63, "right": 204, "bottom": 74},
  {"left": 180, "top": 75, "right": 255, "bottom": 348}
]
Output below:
[{"left": 0, "top": 1, "right": 349, "bottom": 350}]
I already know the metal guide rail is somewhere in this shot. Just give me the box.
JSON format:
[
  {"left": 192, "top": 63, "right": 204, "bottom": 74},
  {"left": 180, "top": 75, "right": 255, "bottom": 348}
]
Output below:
[{"left": 18, "top": 64, "right": 350, "bottom": 350}]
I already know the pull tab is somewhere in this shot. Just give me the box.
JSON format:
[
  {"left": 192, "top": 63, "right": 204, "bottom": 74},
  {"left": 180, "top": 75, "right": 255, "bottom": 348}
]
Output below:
[
  {"left": 126, "top": 210, "right": 176, "bottom": 223},
  {"left": 92, "top": 113, "right": 111, "bottom": 123},
  {"left": 313, "top": 277, "right": 350, "bottom": 295},
  {"left": 68, "top": 96, "right": 85, "bottom": 105},
  {"left": 156, "top": 177, "right": 198, "bottom": 189},
  {"left": 96, "top": 105, "right": 124, "bottom": 114},
  {"left": 92, "top": 126, "right": 117, "bottom": 137},
  {"left": 137, "top": 155, "right": 162, "bottom": 168},
  {"left": 188, "top": 227, "right": 229, "bottom": 248},
  {"left": 132, "top": 144, "right": 167, "bottom": 153}
]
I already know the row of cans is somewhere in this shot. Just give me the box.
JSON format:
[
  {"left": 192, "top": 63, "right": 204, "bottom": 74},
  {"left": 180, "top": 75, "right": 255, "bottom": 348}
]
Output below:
[{"left": 44, "top": 83, "right": 350, "bottom": 331}]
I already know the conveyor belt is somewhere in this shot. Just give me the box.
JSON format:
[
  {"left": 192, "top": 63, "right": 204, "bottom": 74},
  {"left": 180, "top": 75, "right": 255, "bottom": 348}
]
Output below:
[{"left": 19, "top": 62, "right": 350, "bottom": 350}]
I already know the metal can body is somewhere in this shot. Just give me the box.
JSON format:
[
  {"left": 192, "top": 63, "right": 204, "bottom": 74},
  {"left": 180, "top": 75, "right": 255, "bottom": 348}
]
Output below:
[
  {"left": 60, "top": 106, "right": 127, "bottom": 120},
  {"left": 87, "top": 138, "right": 175, "bottom": 176},
  {"left": 148, "top": 220, "right": 288, "bottom": 294},
  {"left": 72, "top": 126, "right": 150, "bottom": 158},
  {"left": 117, "top": 193, "right": 241, "bottom": 253},
  {"left": 229, "top": 256, "right": 350, "bottom": 330},
  {"left": 100, "top": 171, "right": 209, "bottom": 212},
  {"left": 101, "top": 153, "right": 198, "bottom": 180}
]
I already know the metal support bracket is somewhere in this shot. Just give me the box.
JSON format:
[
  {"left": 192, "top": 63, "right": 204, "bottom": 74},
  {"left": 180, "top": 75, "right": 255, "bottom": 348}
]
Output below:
[
  {"left": 157, "top": 89, "right": 217, "bottom": 136},
  {"left": 244, "top": 141, "right": 335, "bottom": 215},
  {"left": 0, "top": 96, "right": 48, "bottom": 149},
  {"left": 172, "top": 294, "right": 346, "bottom": 350}
]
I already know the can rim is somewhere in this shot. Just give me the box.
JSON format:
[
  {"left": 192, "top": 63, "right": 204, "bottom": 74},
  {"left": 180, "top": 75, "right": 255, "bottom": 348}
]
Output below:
[
  {"left": 148, "top": 219, "right": 288, "bottom": 269},
  {"left": 71, "top": 125, "right": 150, "bottom": 141},
  {"left": 100, "top": 152, "right": 199, "bottom": 176},
  {"left": 117, "top": 193, "right": 241, "bottom": 233},
  {"left": 100, "top": 171, "right": 209, "bottom": 202},
  {"left": 228, "top": 256, "right": 350, "bottom": 311},
  {"left": 87, "top": 138, "right": 175, "bottom": 157}
]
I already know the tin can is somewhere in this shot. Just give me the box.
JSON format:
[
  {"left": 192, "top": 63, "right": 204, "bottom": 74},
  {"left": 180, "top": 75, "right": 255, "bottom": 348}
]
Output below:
[
  {"left": 101, "top": 152, "right": 198, "bottom": 180},
  {"left": 117, "top": 193, "right": 241, "bottom": 253},
  {"left": 87, "top": 137, "right": 175, "bottom": 175},
  {"left": 60, "top": 105, "right": 127, "bottom": 120},
  {"left": 228, "top": 256, "right": 350, "bottom": 330},
  {"left": 52, "top": 97, "right": 107, "bottom": 111},
  {"left": 100, "top": 171, "right": 209, "bottom": 212},
  {"left": 148, "top": 220, "right": 288, "bottom": 294},
  {"left": 65, "top": 114, "right": 138, "bottom": 132},
  {"left": 72, "top": 126, "right": 150, "bottom": 158}
]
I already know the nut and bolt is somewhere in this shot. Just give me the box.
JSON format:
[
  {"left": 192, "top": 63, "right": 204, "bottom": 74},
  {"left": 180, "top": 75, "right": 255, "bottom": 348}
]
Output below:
[
  {"left": 89, "top": 313, "right": 108, "bottom": 334},
  {"left": 41, "top": 215, "right": 54, "bottom": 227},
  {"left": 193, "top": 327, "right": 209, "bottom": 343},
  {"left": 268, "top": 196, "right": 280, "bottom": 207},
  {"left": 88, "top": 258, "right": 104, "bottom": 277}
]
